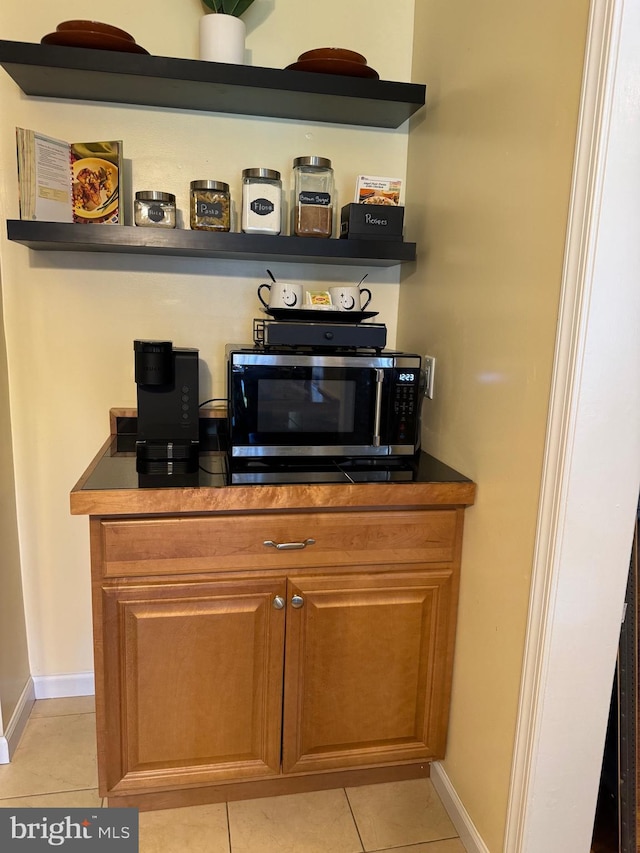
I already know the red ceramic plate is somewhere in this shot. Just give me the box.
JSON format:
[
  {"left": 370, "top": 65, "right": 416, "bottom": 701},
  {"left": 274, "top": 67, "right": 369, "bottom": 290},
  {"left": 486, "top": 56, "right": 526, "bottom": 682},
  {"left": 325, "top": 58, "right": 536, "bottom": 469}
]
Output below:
[
  {"left": 286, "top": 58, "right": 379, "bottom": 79},
  {"left": 297, "top": 47, "right": 367, "bottom": 65},
  {"left": 41, "top": 30, "right": 149, "bottom": 54},
  {"left": 56, "top": 20, "right": 135, "bottom": 42}
]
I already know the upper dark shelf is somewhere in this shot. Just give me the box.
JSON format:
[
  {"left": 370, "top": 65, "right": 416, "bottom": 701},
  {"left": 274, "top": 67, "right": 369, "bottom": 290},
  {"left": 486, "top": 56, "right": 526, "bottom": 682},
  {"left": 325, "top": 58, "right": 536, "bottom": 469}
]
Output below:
[
  {"left": 0, "top": 40, "right": 425, "bottom": 129},
  {"left": 6, "top": 221, "right": 416, "bottom": 267}
]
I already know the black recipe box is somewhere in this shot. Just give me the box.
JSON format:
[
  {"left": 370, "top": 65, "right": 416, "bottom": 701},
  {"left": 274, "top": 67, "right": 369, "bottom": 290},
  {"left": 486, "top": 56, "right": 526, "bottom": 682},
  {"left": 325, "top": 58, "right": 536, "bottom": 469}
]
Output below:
[{"left": 340, "top": 203, "right": 405, "bottom": 241}]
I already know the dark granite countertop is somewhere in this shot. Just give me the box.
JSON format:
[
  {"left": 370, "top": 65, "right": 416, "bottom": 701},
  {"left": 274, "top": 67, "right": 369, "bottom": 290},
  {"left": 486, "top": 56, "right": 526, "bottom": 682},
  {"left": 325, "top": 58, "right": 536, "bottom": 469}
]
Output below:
[{"left": 70, "top": 415, "right": 476, "bottom": 516}]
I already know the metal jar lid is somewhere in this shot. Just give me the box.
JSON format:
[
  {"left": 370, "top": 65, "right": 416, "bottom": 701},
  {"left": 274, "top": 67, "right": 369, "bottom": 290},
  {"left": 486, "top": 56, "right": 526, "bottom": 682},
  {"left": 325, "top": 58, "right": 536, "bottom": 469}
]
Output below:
[
  {"left": 242, "top": 168, "right": 281, "bottom": 181},
  {"left": 190, "top": 180, "right": 230, "bottom": 192},
  {"left": 293, "top": 156, "right": 332, "bottom": 170},
  {"left": 135, "top": 191, "right": 175, "bottom": 203}
]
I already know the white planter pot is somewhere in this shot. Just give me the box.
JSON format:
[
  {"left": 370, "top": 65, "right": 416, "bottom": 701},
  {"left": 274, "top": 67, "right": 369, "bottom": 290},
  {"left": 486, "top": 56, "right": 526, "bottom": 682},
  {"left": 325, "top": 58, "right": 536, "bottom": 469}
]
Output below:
[{"left": 199, "top": 13, "right": 246, "bottom": 64}]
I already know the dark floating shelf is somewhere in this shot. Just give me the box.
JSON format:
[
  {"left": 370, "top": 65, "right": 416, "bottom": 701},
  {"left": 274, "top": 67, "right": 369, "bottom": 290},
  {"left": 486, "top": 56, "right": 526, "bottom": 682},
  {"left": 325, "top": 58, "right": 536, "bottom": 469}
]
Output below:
[
  {"left": 0, "top": 40, "right": 425, "bottom": 128},
  {"left": 2, "top": 40, "right": 422, "bottom": 267},
  {"left": 6, "top": 221, "right": 416, "bottom": 267}
]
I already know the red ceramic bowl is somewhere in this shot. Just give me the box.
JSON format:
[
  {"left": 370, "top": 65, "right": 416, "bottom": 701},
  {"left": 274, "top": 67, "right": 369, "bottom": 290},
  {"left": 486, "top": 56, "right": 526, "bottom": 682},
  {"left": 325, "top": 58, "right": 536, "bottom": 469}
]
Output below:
[
  {"left": 297, "top": 47, "right": 367, "bottom": 65},
  {"left": 56, "top": 20, "right": 135, "bottom": 42}
]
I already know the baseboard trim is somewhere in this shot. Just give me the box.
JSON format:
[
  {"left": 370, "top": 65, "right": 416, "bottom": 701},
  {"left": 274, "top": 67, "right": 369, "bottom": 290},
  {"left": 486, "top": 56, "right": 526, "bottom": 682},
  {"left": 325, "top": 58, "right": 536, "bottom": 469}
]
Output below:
[
  {"left": 32, "top": 672, "right": 95, "bottom": 700},
  {"left": 107, "top": 761, "right": 430, "bottom": 812},
  {"left": 430, "top": 762, "right": 490, "bottom": 853},
  {"left": 0, "top": 677, "right": 35, "bottom": 764}
]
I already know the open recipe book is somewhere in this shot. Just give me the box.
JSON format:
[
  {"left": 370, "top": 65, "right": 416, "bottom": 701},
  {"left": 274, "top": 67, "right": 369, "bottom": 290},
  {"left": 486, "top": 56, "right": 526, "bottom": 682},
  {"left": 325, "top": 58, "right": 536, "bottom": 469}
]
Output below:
[{"left": 16, "top": 128, "right": 122, "bottom": 224}]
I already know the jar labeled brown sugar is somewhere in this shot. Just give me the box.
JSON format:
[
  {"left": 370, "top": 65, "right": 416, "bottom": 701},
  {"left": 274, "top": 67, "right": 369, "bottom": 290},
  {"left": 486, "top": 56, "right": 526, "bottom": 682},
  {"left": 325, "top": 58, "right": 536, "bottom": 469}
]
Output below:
[
  {"left": 190, "top": 180, "right": 230, "bottom": 231},
  {"left": 292, "top": 156, "right": 334, "bottom": 238}
]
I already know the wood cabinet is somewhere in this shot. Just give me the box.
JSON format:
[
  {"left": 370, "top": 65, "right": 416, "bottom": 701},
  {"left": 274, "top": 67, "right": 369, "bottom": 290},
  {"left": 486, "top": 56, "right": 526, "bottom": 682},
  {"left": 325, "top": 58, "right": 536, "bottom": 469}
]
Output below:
[
  {"left": 282, "top": 571, "right": 456, "bottom": 774},
  {"left": 85, "top": 499, "right": 471, "bottom": 810},
  {"left": 99, "top": 578, "right": 286, "bottom": 795}
]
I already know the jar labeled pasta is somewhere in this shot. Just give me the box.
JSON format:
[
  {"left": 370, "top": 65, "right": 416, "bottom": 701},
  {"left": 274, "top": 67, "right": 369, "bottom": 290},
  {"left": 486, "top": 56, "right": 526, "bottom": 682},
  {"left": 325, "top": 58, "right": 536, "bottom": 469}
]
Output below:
[
  {"left": 292, "top": 156, "right": 334, "bottom": 238},
  {"left": 134, "top": 191, "right": 176, "bottom": 228},
  {"left": 190, "top": 180, "right": 230, "bottom": 231},
  {"left": 241, "top": 168, "right": 282, "bottom": 235}
]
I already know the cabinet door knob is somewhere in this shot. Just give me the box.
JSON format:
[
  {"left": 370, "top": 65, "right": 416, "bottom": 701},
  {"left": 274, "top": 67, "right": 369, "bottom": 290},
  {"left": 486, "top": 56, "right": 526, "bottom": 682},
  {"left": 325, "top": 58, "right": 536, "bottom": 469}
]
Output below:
[
  {"left": 273, "top": 595, "right": 285, "bottom": 610},
  {"left": 291, "top": 595, "right": 304, "bottom": 609},
  {"left": 263, "top": 538, "right": 316, "bottom": 551}
]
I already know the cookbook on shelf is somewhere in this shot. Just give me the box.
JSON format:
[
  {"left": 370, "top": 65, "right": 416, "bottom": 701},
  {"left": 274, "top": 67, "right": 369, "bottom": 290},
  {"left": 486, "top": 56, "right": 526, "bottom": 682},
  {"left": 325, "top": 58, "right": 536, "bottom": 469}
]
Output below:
[{"left": 16, "top": 128, "right": 122, "bottom": 224}]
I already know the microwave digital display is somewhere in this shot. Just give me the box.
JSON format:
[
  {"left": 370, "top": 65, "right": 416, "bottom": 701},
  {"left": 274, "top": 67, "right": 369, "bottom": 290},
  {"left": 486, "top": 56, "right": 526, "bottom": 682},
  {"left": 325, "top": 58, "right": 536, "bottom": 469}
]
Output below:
[{"left": 257, "top": 378, "right": 356, "bottom": 433}]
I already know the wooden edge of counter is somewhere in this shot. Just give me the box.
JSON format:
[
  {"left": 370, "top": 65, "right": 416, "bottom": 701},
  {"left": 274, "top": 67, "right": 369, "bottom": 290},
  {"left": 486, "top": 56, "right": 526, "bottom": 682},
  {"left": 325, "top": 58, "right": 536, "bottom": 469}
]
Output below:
[
  {"left": 71, "top": 477, "right": 476, "bottom": 516},
  {"left": 109, "top": 408, "right": 133, "bottom": 435}
]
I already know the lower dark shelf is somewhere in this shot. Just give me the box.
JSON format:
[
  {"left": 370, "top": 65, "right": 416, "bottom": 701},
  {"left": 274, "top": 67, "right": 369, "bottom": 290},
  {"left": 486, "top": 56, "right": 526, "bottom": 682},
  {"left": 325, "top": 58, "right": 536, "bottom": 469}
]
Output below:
[{"left": 6, "top": 220, "right": 416, "bottom": 267}]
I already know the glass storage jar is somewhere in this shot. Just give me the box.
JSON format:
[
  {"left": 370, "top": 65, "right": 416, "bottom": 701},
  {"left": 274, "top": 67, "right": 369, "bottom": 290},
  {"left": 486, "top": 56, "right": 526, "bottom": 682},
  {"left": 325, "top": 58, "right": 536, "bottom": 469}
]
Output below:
[
  {"left": 241, "top": 168, "right": 282, "bottom": 235},
  {"left": 134, "top": 191, "right": 176, "bottom": 228},
  {"left": 292, "top": 156, "right": 334, "bottom": 238},
  {"left": 190, "top": 180, "right": 231, "bottom": 231}
]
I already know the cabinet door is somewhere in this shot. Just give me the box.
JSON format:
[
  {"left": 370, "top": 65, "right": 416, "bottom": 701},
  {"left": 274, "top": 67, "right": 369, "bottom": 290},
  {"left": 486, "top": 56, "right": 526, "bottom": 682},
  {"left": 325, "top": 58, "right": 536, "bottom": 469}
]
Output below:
[
  {"left": 282, "top": 571, "right": 456, "bottom": 774},
  {"left": 99, "top": 579, "right": 286, "bottom": 796}
]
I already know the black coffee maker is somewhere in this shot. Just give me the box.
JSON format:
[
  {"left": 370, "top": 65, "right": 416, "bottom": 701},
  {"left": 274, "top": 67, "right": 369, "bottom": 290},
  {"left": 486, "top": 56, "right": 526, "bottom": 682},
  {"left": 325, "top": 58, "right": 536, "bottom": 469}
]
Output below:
[{"left": 134, "top": 340, "right": 199, "bottom": 472}]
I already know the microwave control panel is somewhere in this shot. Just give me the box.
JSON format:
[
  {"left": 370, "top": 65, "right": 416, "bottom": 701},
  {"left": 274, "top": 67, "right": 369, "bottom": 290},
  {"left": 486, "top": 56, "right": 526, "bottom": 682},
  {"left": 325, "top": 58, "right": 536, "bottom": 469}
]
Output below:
[{"left": 390, "top": 367, "right": 420, "bottom": 445}]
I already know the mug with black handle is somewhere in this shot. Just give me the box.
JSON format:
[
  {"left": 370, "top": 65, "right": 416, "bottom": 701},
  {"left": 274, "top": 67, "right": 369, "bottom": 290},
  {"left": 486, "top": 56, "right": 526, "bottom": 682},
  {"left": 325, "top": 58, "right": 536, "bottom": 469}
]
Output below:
[
  {"left": 328, "top": 285, "right": 372, "bottom": 312},
  {"left": 257, "top": 282, "right": 303, "bottom": 309}
]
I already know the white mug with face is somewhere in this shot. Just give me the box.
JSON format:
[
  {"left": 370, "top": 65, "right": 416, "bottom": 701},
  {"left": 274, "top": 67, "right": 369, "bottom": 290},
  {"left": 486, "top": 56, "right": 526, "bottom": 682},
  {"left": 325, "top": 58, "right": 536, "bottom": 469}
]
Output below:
[
  {"left": 329, "top": 285, "right": 372, "bottom": 312},
  {"left": 258, "top": 282, "right": 303, "bottom": 309}
]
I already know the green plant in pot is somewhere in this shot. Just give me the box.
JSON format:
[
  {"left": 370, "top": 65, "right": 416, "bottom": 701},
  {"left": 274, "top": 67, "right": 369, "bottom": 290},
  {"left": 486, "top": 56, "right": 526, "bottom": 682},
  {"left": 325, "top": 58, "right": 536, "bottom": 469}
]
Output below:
[
  {"left": 199, "top": 0, "right": 257, "bottom": 63},
  {"left": 202, "top": 0, "right": 256, "bottom": 15}
]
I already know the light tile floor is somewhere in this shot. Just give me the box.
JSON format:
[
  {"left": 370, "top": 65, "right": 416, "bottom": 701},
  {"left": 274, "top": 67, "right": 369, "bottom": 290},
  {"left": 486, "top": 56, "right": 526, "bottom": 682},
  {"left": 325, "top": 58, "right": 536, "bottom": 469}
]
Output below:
[{"left": 0, "top": 697, "right": 465, "bottom": 852}]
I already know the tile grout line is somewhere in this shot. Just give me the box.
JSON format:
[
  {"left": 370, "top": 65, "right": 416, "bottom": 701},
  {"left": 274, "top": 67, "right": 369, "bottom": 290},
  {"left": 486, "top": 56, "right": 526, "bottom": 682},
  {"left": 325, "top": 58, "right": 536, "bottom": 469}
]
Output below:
[
  {"left": 365, "top": 840, "right": 461, "bottom": 852},
  {"left": 343, "top": 786, "right": 366, "bottom": 852},
  {"left": 365, "top": 834, "right": 462, "bottom": 851},
  {"left": 225, "top": 800, "right": 232, "bottom": 853},
  {"left": 0, "top": 787, "right": 100, "bottom": 802},
  {"left": 29, "top": 711, "right": 95, "bottom": 719}
]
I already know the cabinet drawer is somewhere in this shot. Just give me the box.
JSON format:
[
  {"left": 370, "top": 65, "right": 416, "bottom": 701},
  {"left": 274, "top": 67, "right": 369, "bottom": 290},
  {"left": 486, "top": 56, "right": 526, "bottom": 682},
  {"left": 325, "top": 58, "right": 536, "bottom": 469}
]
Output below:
[{"left": 97, "top": 510, "right": 461, "bottom": 578}]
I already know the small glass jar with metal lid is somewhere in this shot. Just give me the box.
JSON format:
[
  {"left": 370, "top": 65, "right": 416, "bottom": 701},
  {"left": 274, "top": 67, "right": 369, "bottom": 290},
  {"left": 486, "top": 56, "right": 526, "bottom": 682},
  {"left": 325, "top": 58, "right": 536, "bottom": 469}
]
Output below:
[
  {"left": 190, "top": 180, "right": 231, "bottom": 231},
  {"left": 292, "top": 155, "right": 334, "bottom": 238},
  {"left": 241, "top": 168, "right": 282, "bottom": 235},
  {"left": 134, "top": 191, "right": 176, "bottom": 229}
]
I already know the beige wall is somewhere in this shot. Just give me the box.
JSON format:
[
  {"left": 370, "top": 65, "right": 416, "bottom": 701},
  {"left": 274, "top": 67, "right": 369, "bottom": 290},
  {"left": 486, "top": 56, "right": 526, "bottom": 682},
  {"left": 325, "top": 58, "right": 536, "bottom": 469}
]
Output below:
[
  {"left": 0, "top": 268, "right": 30, "bottom": 732},
  {"left": 0, "top": 1, "right": 414, "bottom": 677},
  {"left": 399, "top": 1, "right": 590, "bottom": 849}
]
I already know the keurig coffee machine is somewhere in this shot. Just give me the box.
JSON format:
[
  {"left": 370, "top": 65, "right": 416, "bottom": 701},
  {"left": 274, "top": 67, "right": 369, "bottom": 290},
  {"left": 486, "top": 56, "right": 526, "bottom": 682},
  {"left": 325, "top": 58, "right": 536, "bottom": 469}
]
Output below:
[{"left": 134, "top": 340, "right": 199, "bottom": 473}]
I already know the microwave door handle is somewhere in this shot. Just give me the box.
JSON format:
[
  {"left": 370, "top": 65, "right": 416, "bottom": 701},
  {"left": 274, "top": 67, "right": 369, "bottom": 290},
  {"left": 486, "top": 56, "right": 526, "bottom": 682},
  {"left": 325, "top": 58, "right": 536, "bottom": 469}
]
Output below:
[{"left": 372, "top": 368, "right": 384, "bottom": 447}]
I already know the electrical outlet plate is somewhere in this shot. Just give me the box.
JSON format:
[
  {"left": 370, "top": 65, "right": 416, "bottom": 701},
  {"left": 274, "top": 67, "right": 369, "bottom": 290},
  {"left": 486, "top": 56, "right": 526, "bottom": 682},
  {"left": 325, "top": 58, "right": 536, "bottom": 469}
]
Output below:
[{"left": 423, "top": 355, "right": 435, "bottom": 398}]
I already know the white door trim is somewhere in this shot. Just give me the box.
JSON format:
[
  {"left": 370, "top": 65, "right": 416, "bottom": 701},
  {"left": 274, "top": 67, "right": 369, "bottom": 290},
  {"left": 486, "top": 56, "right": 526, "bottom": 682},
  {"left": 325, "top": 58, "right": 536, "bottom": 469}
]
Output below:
[{"left": 504, "top": 0, "right": 640, "bottom": 849}]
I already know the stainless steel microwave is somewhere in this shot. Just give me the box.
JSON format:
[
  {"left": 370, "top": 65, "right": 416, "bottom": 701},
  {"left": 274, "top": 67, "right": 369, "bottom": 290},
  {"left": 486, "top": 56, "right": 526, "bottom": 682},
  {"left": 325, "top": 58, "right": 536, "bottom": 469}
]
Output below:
[{"left": 227, "top": 347, "right": 423, "bottom": 458}]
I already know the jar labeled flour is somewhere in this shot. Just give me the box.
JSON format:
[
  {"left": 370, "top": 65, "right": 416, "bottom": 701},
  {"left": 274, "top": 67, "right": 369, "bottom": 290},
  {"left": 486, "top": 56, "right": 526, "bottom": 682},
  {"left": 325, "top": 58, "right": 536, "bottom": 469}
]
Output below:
[
  {"left": 292, "top": 156, "right": 334, "bottom": 238},
  {"left": 241, "top": 168, "right": 282, "bottom": 235}
]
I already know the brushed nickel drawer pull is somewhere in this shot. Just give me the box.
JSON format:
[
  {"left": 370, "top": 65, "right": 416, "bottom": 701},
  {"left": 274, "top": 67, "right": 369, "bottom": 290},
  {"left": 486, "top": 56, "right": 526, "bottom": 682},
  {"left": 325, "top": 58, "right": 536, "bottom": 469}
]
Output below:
[
  {"left": 273, "top": 596, "right": 285, "bottom": 610},
  {"left": 291, "top": 595, "right": 304, "bottom": 609},
  {"left": 263, "top": 538, "right": 316, "bottom": 551}
]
